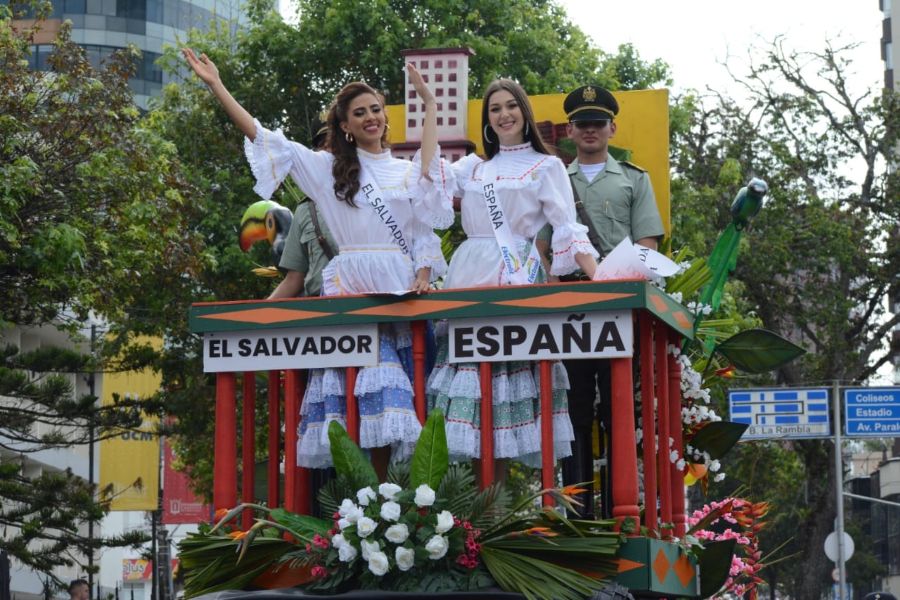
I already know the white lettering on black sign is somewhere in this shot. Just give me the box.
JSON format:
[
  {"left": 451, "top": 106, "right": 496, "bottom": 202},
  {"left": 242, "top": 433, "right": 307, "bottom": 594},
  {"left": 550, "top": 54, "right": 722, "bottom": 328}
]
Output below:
[
  {"left": 448, "top": 311, "right": 632, "bottom": 363},
  {"left": 203, "top": 324, "right": 379, "bottom": 372}
]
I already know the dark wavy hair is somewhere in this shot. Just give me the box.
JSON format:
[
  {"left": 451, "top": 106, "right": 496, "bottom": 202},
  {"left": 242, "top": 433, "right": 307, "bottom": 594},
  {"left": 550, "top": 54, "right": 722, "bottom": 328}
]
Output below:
[
  {"left": 325, "top": 82, "right": 390, "bottom": 206},
  {"left": 481, "top": 79, "right": 551, "bottom": 159}
]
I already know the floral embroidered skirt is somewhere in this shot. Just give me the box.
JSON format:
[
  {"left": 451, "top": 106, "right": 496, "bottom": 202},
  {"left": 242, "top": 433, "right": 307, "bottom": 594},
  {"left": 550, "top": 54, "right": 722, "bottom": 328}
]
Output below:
[
  {"left": 297, "top": 324, "right": 422, "bottom": 468},
  {"left": 426, "top": 324, "right": 574, "bottom": 467}
]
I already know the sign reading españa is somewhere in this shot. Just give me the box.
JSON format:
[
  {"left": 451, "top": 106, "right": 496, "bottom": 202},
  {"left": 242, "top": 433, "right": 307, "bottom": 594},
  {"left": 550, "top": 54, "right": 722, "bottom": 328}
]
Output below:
[{"left": 99, "top": 337, "right": 162, "bottom": 511}]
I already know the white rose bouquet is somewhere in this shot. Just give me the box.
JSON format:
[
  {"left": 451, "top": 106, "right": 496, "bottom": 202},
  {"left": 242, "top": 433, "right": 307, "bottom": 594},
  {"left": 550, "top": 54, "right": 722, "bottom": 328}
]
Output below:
[{"left": 302, "top": 481, "right": 485, "bottom": 592}]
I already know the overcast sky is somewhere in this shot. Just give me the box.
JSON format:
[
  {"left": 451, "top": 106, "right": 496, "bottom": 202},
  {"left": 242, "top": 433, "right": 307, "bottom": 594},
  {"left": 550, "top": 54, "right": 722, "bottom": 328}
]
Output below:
[{"left": 560, "top": 0, "right": 886, "bottom": 96}]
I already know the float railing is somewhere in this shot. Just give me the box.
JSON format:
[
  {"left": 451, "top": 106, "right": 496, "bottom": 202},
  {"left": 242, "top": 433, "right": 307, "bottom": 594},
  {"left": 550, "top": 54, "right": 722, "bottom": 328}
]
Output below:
[{"left": 189, "top": 279, "right": 693, "bottom": 537}]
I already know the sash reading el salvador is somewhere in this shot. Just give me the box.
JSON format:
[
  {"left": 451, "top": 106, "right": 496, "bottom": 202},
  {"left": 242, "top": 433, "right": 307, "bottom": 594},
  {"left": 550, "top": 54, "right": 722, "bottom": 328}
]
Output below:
[{"left": 359, "top": 166, "right": 410, "bottom": 255}]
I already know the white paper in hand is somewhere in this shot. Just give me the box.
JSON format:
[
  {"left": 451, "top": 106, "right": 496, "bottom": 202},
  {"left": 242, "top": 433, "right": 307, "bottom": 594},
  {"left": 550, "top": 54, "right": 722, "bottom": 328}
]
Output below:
[
  {"left": 633, "top": 243, "right": 679, "bottom": 277},
  {"left": 592, "top": 238, "right": 678, "bottom": 281}
]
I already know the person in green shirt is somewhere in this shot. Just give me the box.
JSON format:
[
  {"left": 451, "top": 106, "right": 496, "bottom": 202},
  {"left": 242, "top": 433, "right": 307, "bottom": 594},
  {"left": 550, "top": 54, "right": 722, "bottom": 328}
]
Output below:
[
  {"left": 268, "top": 118, "right": 337, "bottom": 299},
  {"left": 558, "top": 85, "right": 664, "bottom": 518}
]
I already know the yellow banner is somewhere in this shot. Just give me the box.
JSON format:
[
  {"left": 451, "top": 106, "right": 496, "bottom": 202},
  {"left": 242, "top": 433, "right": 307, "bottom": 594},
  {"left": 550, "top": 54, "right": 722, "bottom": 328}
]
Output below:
[
  {"left": 386, "top": 88, "right": 671, "bottom": 237},
  {"left": 99, "top": 337, "right": 162, "bottom": 511}
]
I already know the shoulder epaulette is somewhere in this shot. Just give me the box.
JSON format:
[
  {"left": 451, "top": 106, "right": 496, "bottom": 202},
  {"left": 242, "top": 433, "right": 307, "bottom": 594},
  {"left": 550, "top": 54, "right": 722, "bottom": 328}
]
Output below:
[{"left": 620, "top": 160, "right": 647, "bottom": 173}]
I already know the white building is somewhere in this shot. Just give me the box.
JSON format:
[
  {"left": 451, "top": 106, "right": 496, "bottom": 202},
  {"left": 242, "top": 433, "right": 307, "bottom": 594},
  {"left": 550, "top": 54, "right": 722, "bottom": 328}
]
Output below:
[{"left": 1, "top": 322, "right": 199, "bottom": 600}]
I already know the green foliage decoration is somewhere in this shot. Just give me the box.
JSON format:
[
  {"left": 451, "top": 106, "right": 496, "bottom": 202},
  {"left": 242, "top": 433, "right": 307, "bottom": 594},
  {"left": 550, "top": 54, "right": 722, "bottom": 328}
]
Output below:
[
  {"left": 410, "top": 408, "right": 449, "bottom": 490},
  {"left": 327, "top": 420, "right": 379, "bottom": 490}
]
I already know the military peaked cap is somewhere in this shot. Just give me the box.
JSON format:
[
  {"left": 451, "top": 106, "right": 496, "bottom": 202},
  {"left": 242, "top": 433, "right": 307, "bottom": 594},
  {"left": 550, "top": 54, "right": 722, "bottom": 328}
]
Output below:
[{"left": 564, "top": 85, "right": 619, "bottom": 122}]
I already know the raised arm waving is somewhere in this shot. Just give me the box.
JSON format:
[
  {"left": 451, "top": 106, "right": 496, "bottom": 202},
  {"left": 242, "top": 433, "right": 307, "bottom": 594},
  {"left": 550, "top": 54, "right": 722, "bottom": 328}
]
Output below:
[
  {"left": 182, "top": 48, "right": 257, "bottom": 141},
  {"left": 406, "top": 62, "right": 437, "bottom": 179}
]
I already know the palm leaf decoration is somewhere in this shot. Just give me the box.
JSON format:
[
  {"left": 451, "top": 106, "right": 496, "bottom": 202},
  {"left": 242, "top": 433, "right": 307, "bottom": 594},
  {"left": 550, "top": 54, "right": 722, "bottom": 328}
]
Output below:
[
  {"left": 386, "top": 459, "right": 411, "bottom": 489},
  {"left": 180, "top": 534, "right": 293, "bottom": 598},
  {"left": 316, "top": 474, "right": 356, "bottom": 519},
  {"left": 466, "top": 481, "right": 512, "bottom": 531},
  {"left": 436, "top": 462, "right": 478, "bottom": 518},
  {"left": 481, "top": 547, "right": 603, "bottom": 600}
]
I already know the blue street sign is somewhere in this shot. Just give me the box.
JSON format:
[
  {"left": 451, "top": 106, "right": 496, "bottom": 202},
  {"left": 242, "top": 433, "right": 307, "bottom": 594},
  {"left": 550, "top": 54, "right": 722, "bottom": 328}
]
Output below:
[
  {"left": 729, "top": 388, "right": 831, "bottom": 440},
  {"left": 844, "top": 388, "right": 900, "bottom": 437}
]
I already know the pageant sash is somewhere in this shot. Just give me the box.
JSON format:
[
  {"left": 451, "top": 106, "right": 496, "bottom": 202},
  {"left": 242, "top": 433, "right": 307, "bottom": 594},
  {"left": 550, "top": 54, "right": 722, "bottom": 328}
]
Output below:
[
  {"left": 358, "top": 167, "right": 411, "bottom": 256},
  {"left": 480, "top": 159, "right": 542, "bottom": 285}
]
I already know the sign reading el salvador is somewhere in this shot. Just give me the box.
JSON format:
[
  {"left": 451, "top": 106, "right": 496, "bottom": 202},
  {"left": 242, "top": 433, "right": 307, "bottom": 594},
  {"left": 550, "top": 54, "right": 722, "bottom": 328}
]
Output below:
[
  {"left": 729, "top": 388, "right": 831, "bottom": 440},
  {"left": 844, "top": 387, "right": 900, "bottom": 436},
  {"left": 448, "top": 311, "right": 632, "bottom": 363},
  {"left": 203, "top": 324, "right": 379, "bottom": 372}
]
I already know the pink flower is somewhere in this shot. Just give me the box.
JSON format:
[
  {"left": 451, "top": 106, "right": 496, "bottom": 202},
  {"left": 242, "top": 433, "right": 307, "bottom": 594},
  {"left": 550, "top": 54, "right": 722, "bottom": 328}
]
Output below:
[{"left": 311, "top": 566, "right": 327, "bottom": 579}]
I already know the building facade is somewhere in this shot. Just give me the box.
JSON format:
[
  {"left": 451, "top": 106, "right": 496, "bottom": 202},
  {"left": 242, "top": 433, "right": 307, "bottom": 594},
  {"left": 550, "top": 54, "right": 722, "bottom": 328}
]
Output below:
[
  {"left": 9, "top": 0, "right": 244, "bottom": 107},
  {"left": 883, "top": 0, "right": 900, "bottom": 90},
  {"left": 0, "top": 322, "right": 98, "bottom": 599}
]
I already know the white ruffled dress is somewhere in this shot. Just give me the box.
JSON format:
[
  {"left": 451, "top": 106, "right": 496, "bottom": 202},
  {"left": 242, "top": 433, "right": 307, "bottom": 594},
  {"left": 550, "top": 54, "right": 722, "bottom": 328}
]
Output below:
[
  {"left": 427, "top": 143, "right": 599, "bottom": 467},
  {"left": 245, "top": 120, "right": 453, "bottom": 467}
]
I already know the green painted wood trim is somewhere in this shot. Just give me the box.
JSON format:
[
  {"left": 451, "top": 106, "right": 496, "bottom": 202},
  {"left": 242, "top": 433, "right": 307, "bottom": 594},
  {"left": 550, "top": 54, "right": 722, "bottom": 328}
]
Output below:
[
  {"left": 645, "top": 284, "right": 696, "bottom": 338},
  {"left": 615, "top": 538, "right": 699, "bottom": 597},
  {"left": 189, "top": 280, "right": 694, "bottom": 338}
]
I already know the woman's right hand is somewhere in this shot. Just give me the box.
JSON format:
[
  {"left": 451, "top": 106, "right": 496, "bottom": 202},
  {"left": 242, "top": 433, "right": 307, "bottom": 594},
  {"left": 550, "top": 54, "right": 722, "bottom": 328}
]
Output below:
[{"left": 182, "top": 48, "right": 220, "bottom": 87}]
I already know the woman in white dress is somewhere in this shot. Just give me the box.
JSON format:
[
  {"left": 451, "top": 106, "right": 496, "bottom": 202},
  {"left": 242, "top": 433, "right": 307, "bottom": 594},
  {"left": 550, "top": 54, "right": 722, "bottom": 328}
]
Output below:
[
  {"left": 427, "top": 79, "right": 600, "bottom": 468},
  {"left": 183, "top": 49, "right": 454, "bottom": 472}
]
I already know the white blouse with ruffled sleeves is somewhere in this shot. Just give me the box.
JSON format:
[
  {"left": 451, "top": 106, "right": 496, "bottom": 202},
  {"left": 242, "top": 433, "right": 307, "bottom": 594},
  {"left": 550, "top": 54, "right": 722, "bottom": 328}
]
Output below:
[
  {"left": 444, "top": 143, "right": 598, "bottom": 289},
  {"left": 244, "top": 119, "right": 453, "bottom": 295}
]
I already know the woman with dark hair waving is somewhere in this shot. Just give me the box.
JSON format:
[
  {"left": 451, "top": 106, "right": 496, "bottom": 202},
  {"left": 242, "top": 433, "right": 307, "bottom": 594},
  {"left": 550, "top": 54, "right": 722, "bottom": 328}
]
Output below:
[
  {"left": 183, "top": 48, "right": 453, "bottom": 470},
  {"left": 428, "top": 79, "right": 599, "bottom": 468}
]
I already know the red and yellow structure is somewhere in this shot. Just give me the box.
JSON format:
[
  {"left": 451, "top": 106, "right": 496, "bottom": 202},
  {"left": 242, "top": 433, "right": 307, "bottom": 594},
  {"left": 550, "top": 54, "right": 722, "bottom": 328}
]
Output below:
[{"left": 189, "top": 278, "right": 698, "bottom": 594}]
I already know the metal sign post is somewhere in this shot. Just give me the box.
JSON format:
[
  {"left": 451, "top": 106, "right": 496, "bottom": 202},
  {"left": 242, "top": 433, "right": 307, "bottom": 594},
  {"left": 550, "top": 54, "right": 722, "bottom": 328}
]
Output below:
[{"left": 833, "top": 379, "right": 847, "bottom": 600}]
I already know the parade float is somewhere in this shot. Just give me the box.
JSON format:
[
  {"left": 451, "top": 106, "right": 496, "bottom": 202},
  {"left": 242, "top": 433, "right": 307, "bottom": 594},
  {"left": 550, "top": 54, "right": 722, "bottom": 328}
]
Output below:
[{"left": 179, "top": 49, "right": 803, "bottom": 599}]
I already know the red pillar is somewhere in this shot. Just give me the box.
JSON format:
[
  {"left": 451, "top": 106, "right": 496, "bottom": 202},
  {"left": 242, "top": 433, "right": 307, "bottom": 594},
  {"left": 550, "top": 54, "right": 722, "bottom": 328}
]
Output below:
[
  {"left": 345, "top": 367, "right": 359, "bottom": 444},
  {"left": 668, "top": 332, "right": 687, "bottom": 538},
  {"left": 479, "top": 362, "right": 494, "bottom": 490},
  {"left": 241, "top": 372, "right": 256, "bottom": 529},
  {"left": 214, "top": 372, "right": 237, "bottom": 512},
  {"left": 284, "top": 370, "right": 300, "bottom": 513},
  {"left": 267, "top": 370, "right": 281, "bottom": 508},
  {"left": 539, "top": 360, "right": 555, "bottom": 507},
  {"left": 639, "top": 315, "right": 658, "bottom": 535},
  {"left": 412, "top": 320, "right": 427, "bottom": 424},
  {"left": 654, "top": 320, "right": 673, "bottom": 537},
  {"left": 610, "top": 356, "right": 639, "bottom": 529}
]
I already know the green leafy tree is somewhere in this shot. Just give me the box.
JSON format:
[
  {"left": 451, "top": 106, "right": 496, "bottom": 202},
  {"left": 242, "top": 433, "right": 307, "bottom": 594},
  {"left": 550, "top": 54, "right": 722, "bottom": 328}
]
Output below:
[
  {"left": 0, "top": 2, "right": 206, "bottom": 581},
  {"left": 671, "top": 38, "right": 899, "bottom": 600},
  {"left": 285, "top": 0, "right": 671, "bottom": 101}
]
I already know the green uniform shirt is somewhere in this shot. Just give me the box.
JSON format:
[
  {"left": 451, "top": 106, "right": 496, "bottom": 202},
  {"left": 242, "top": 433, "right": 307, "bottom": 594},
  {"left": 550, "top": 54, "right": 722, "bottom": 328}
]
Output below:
[
  {"left": 567, "top": 155, "right": 664, "bottom": 254},
  {"left": 278, "top": 199, "right": 336, "bottom": 297}
]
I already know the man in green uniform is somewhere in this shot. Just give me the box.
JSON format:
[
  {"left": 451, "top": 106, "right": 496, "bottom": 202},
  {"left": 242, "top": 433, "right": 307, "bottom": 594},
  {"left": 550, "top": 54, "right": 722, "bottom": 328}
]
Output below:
[
  {"left": 268, "top": 119, "right": 336, "bottom": 299},
  {"left": 560, "top": 85, "right": 664, "bottom": 518}
]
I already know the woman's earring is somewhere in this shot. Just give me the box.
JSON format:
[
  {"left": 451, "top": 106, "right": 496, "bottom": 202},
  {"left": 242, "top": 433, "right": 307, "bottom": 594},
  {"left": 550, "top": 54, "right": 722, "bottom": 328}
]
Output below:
[
  {"left": 345, "top": 132, "right": 354, "bottom": 143},
  {"left": 483, "top": 125, "right": 494, "bottom": 144}
]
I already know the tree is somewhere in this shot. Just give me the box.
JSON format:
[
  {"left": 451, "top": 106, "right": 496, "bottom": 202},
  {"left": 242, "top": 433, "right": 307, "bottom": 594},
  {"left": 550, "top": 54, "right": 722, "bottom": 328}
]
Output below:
[
  {"left": 286, "top": 0, "right": 671, "bottom": 102},
  {"left": 670, "top": 38, "right": 899, "bottom": 600},
  {"left": 0, "top": 3, "right": 205, "bottom": 581}
]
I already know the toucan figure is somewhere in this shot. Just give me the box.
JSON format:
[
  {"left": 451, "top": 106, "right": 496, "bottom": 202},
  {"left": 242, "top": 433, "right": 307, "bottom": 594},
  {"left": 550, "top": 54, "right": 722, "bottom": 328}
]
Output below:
[{"left": 238, "top": 199, "right": 293, "bottom": 277}]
